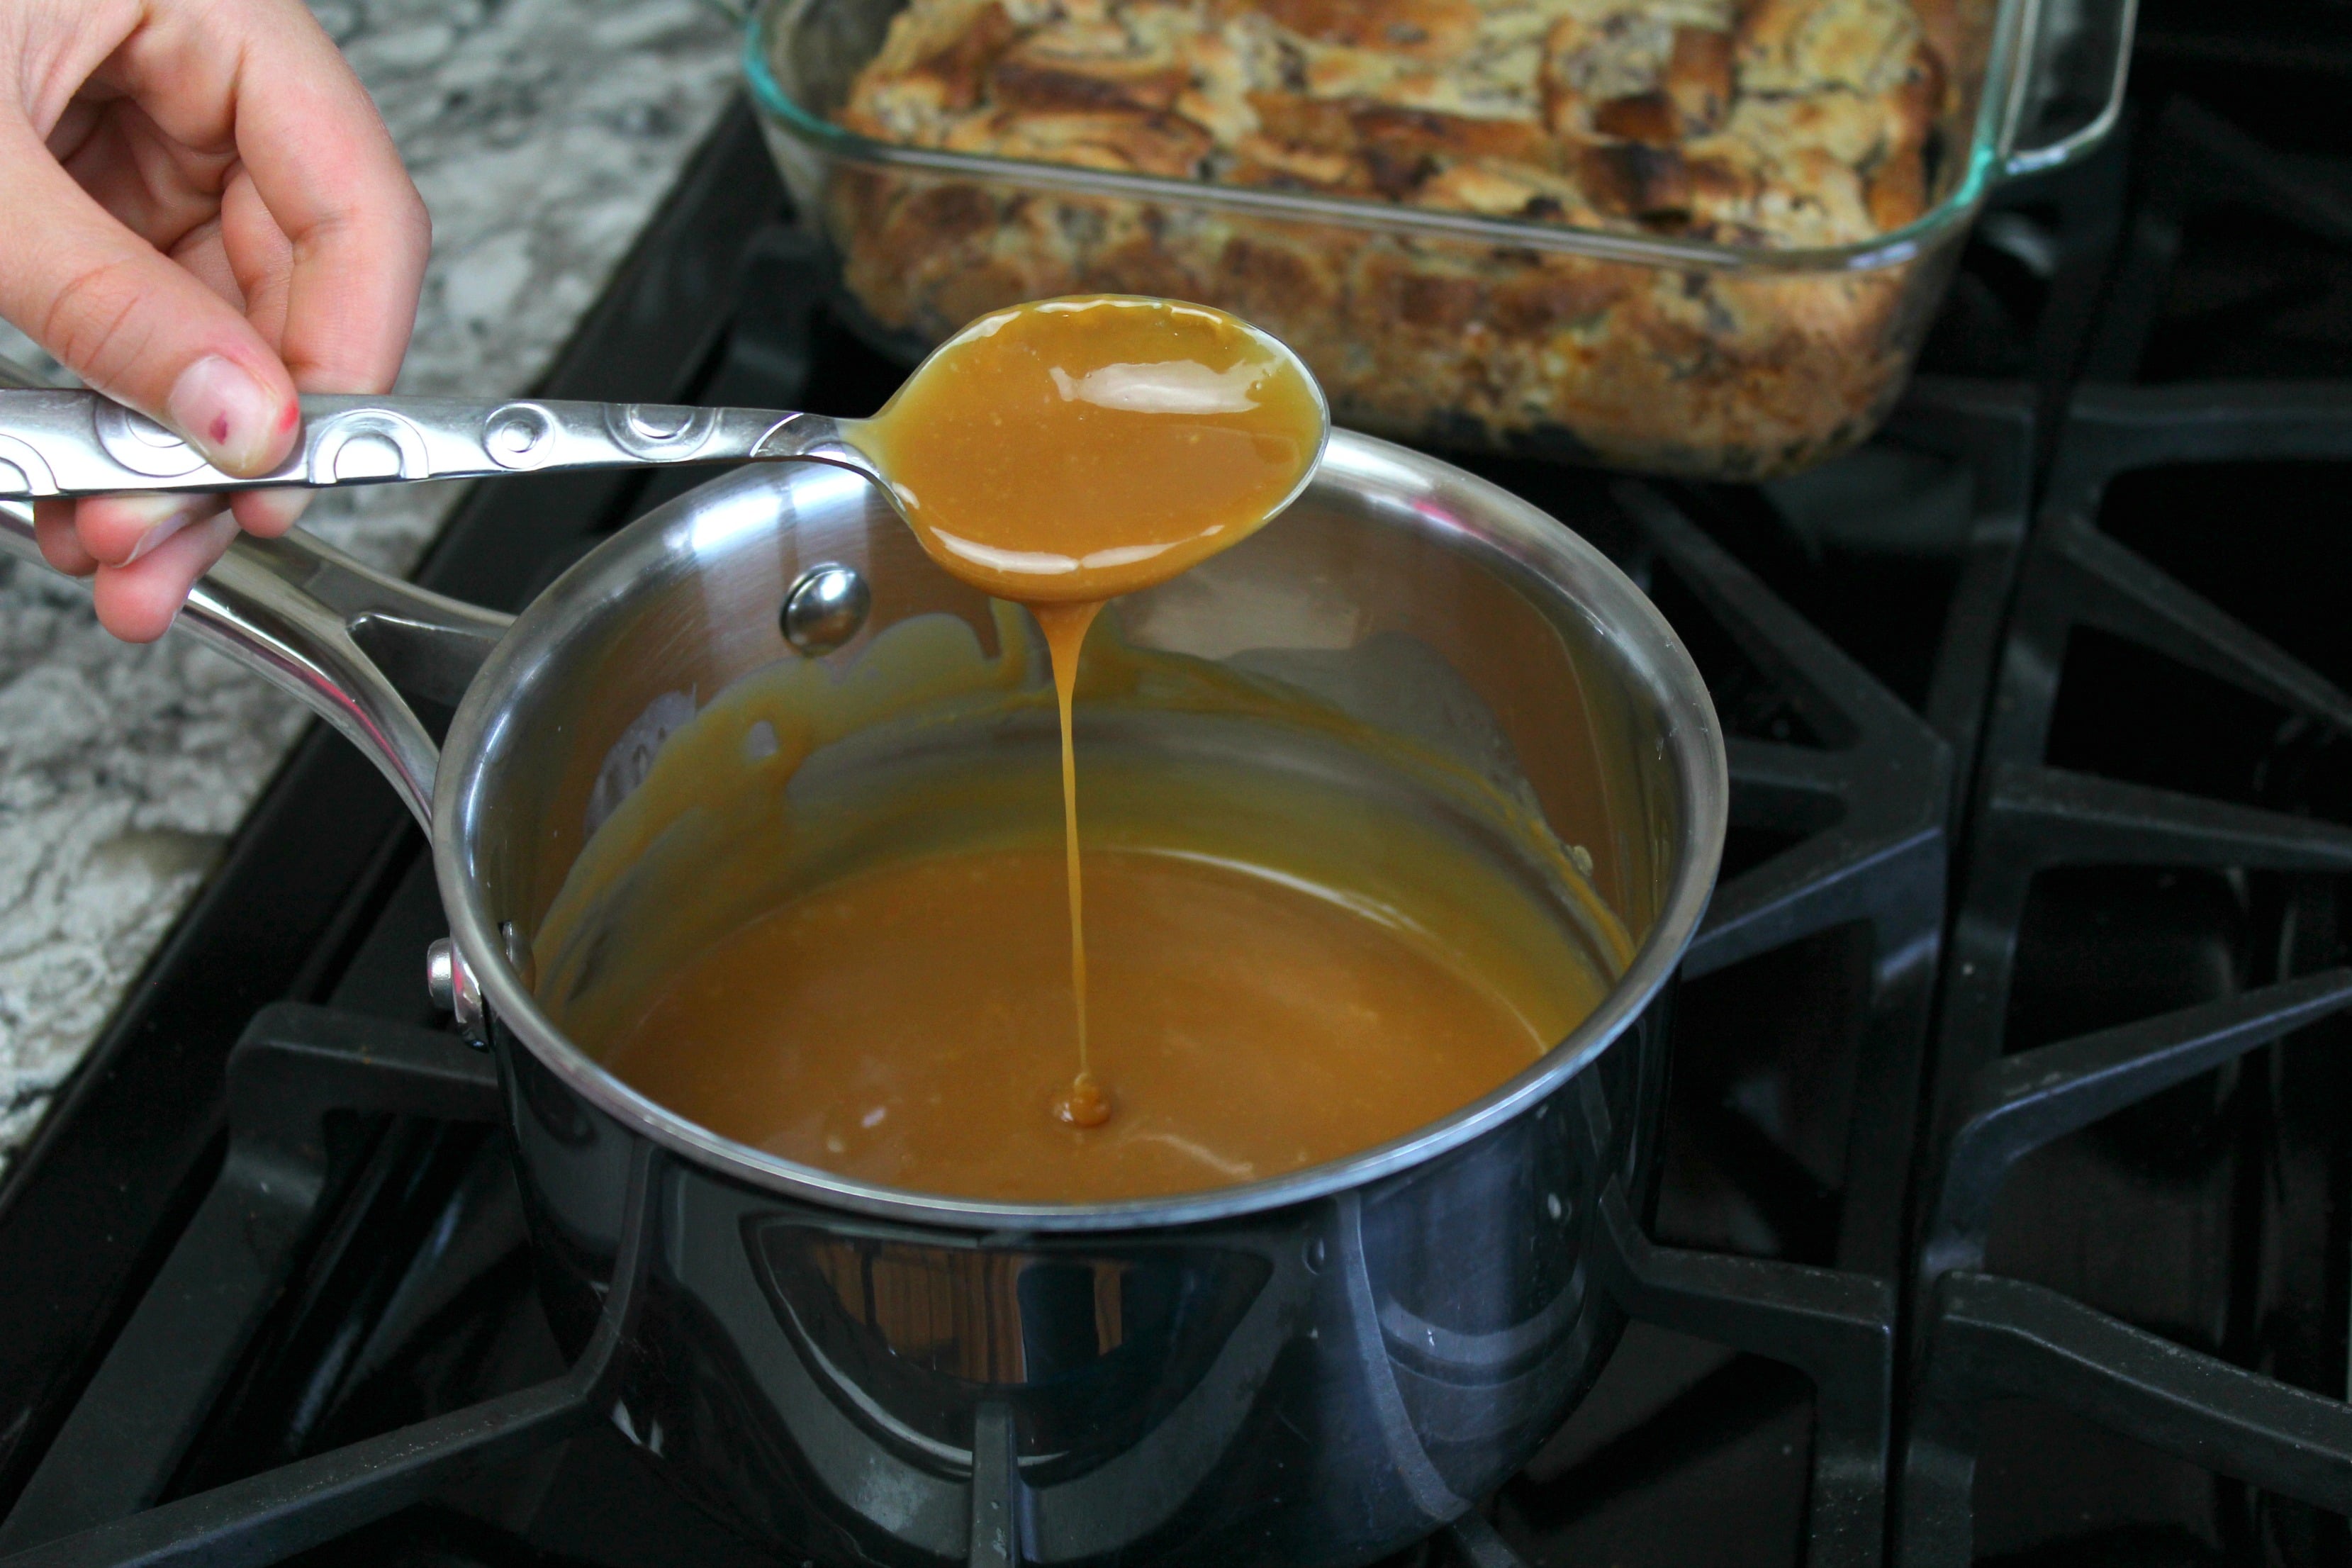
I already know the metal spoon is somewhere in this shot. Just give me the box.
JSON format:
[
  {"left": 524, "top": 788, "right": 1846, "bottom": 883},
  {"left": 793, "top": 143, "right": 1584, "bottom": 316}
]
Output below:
[{"left": 0, "top": 298, "right": 1327, "bottom": 531}]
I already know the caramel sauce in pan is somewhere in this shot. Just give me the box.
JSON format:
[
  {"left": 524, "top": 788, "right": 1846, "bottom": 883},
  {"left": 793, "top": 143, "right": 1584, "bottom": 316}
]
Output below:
[
  {"left": 601, "top": 844, "right": 1554, "bottom": 1203},
  {"left": 544, "top": 608, "right": 1620, "bottom": 1204},
  {"left": 856, "top": 296, "right": 1325, "bottom": 1124}
]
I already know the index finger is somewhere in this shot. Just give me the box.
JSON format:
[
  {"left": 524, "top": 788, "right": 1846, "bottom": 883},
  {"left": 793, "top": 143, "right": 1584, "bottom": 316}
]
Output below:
[{"left": 116, "top": 0, "right": 430, "bottom": 395}]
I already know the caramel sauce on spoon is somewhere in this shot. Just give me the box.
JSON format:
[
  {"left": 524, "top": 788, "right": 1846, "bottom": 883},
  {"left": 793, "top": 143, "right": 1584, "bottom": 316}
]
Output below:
[{"left": 852, "top": 296, "right": 1329, "bottom": 1130}]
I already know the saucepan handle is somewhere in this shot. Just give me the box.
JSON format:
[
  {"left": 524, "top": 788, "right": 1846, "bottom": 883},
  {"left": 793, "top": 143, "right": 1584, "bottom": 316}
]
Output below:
[
  {"left": 2001, "top": 0, "right": 2139, "bottom": 179},
  {"left": 0, "top": 497, "right": 510, "bottom": 831}
]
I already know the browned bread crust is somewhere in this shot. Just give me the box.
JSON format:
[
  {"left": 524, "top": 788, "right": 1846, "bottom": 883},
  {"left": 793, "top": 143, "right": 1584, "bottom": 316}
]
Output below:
[{"left": 826, "top": 0, "right": 1973, "bottom": 475}]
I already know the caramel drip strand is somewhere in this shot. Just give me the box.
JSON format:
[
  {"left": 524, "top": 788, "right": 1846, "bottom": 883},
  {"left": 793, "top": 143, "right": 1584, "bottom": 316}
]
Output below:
[{"left": 1036, "top": 599, "right": 1109, "bottom": 1128}]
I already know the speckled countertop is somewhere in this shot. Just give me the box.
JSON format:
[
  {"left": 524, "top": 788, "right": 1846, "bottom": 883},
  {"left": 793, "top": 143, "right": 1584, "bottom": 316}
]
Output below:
[{"left": 0, "top": 0, "right": 744, "bottom": 1168}]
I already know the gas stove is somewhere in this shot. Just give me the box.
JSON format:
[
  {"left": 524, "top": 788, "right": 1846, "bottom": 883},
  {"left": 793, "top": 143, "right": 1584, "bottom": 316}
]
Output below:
[{"left": 2, "top": 12, "right": 2351, "bottom": 1562}]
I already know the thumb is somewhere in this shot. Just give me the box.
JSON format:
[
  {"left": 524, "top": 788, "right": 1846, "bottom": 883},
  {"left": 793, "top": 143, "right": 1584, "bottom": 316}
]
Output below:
[{"left": 0, "top": 125, "right": 299, "bottom": 477}]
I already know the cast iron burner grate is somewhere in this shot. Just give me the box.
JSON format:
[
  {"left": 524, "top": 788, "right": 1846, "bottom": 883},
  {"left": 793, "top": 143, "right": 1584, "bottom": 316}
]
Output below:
[
  {"left": 11, "top": 46, "right": 2352, "bottom": 1568},
  {"left": 0, "top": 482, "right": 1961, "bottom": 1566},
  {"left": 0, "top": 96, "right": 2003, "bottom": 1568},
  {"left": 0, "top": 998, "right": 1883, "bottom": 1568},
  {"left": 1902, "top": 90, "right": 2352, "bottom": 1568}
]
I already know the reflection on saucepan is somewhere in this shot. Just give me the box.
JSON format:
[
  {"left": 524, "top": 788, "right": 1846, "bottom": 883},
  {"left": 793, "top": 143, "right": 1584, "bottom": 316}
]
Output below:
[{"left": 520, "top": 1043, "right": 1640, "bottom": 1566}]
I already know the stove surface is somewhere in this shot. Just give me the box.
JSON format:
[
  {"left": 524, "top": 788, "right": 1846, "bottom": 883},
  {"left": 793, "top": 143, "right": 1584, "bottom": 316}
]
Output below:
[{"left": 2, "top": 10, "right": 2351, "bottom": 1562}]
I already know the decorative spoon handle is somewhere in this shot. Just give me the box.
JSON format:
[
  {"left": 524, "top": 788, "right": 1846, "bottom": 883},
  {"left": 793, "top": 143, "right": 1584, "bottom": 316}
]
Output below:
[{"left": 0, "top": 389, "right": 869, "bottom": 498}]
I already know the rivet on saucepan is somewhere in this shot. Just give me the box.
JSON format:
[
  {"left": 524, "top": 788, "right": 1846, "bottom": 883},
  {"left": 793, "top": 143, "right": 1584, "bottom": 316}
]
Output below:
[
  {"left": 426, "top": 936, "right": 483, "bottom": 1037},
  {"left": 780, "top": 563, "right": 870, "bottom": 656}
]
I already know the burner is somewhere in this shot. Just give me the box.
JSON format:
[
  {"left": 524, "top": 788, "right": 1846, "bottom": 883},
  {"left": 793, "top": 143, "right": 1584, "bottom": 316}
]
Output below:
[
  {"left": 2085, "top": 99, "right": 2352, "bottom": 385},
  {"left": 0, "top": 103, "right": 1979, "bottom": 1568},
  {"left": 1906, "top": 87, "right": 2352, "bottom": 1567},
  {"left": 7, "top": 29, "right": 2352, "bottom": 1568}
]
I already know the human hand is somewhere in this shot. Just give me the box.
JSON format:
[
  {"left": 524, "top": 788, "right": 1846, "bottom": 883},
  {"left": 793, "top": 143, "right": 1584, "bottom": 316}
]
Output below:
[{"left": 1, "top": 0, "right": 429, "bottom": 640}]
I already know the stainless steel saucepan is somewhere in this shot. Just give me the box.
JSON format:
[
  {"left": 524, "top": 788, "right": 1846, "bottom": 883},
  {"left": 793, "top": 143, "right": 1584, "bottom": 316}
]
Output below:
[{"left": 0, "top": 386, "right": 1725, "bottom": 1567}]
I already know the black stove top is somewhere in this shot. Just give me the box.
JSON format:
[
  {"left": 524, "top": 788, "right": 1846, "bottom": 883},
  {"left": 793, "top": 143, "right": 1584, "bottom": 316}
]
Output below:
[{"left": 4, "top": 13, "right": 2352, "bottom": 1563}]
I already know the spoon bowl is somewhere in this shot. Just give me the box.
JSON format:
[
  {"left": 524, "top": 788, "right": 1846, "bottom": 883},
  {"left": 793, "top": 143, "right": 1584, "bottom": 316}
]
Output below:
[{"left": 839, "top": 294, "right": 1332, "bottom": 605}]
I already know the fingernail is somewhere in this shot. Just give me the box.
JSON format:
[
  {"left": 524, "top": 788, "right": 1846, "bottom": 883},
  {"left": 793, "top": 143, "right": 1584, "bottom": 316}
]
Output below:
[
  {"left": 119, "top": 497, "right": 206, "bottom": 564},
  {"left": 165, "top": 356, "right": 291, "bottom": 475}
]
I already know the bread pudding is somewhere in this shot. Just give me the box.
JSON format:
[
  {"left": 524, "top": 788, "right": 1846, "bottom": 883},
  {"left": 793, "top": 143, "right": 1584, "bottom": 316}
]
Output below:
[{"left": 807, "top": 0, "right": 1981, "bottom": 474}]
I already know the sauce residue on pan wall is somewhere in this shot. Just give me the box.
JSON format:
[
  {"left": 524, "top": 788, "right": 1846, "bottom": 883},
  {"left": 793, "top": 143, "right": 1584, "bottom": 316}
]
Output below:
[
  {"left": 855, "top": 296, "right": 1326, "bottom": 1126},
  {"left": 534, "top": 610, "right": 1625, "bottom": 1204}
]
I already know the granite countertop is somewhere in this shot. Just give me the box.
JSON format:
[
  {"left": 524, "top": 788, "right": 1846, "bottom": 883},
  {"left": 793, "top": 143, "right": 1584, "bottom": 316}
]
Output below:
[{"left": 0, "top": 0, "right": 746, "bottom": 1169}]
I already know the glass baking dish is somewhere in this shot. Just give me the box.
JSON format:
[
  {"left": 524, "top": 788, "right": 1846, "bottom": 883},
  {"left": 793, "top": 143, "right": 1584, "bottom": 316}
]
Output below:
[{"left": 740, "top": 0, "right": 2134, "bottom": 478}]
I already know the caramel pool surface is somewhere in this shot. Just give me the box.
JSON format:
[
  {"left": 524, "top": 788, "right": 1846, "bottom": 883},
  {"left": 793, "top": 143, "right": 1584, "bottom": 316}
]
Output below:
[{"left": 602, "top": 844, "right": 1550, "bottom": 1203}]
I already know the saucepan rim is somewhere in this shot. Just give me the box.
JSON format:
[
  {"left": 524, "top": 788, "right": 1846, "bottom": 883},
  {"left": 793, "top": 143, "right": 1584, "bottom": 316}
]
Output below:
[{"left": 434, "top": 430, "right": 1727, "bottom": 1233}]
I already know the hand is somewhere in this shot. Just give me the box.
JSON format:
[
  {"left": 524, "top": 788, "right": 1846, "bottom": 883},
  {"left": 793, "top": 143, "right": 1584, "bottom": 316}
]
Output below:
[{"left": 1, "top": 0, "right": 429, "bottom": 641}]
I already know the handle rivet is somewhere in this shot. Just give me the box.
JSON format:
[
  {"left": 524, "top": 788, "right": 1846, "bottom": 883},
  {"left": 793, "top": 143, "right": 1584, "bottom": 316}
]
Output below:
[
  {"left": 427, "top": 936, "right": 483, "bottom": 1031},
  {"left": 781, "top": 564, "right": 870, "bottom": 656}
]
